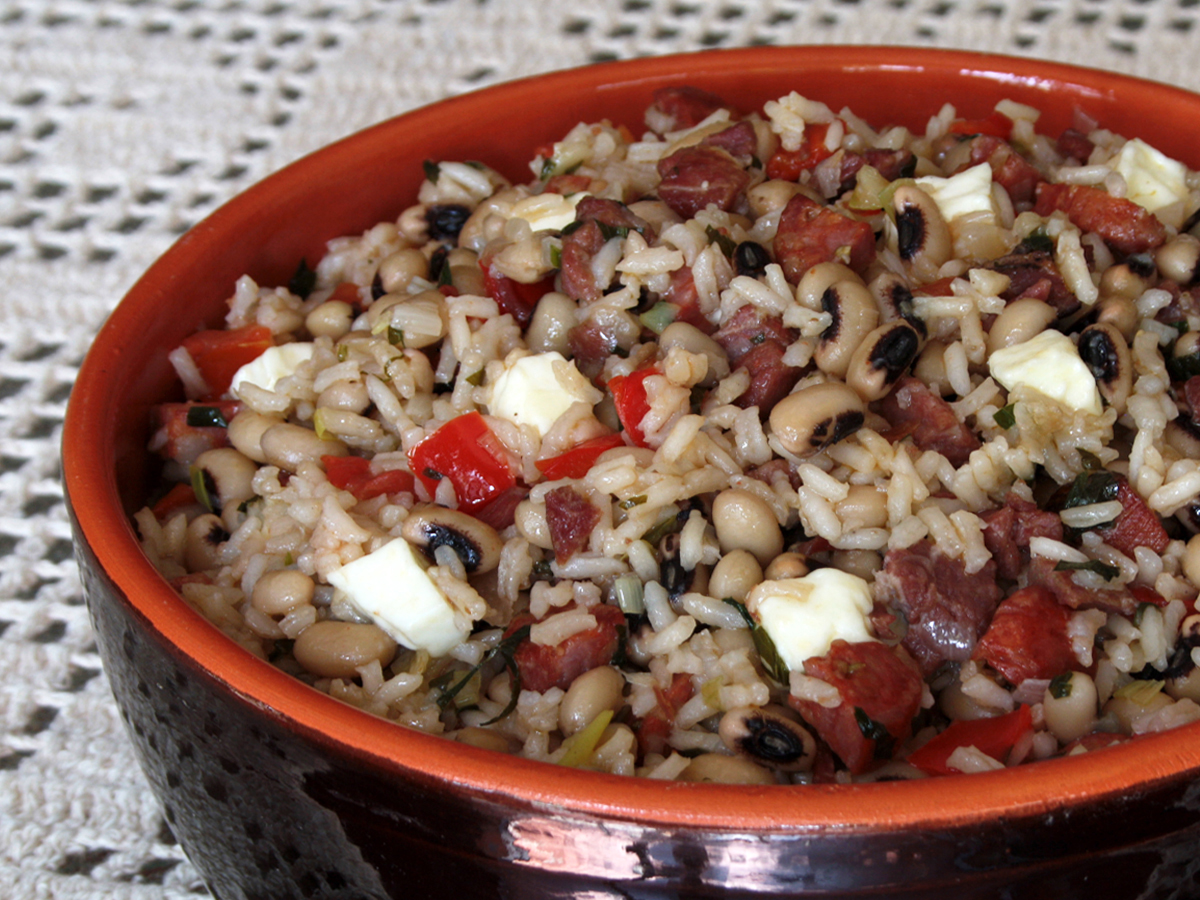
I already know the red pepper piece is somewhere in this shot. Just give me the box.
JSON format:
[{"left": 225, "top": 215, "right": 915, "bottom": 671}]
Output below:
[
  {"left": 607, "top": 367, "right": 656, "bottom": 448},
  {"left": 766, "top": 122, "right": 835, "bottom": 181},
  {"left": 479, "top": 259, "right": 556, "bottom": 327},
  {"left": 535, "top": 433, "right": 626, "bottom": 480},
  {"left": 152, "top": 482, "right": 199, "bottom": 520},
  {"left": 322, "top": 455, "right": 415, "bottom": 501},
  {"left": 636, "top": 672, "right": 694, "bottom": 758},
  {"left": 181, "top": 324, "right": 274, "bottom": 399},
  {"left": 907, "top": 705, "right": 1033, "bottom": 776},
  {"left": 406, "top": 411, "right": 516, "bottom": 512},
  {"left": 947, "top": 111, "right": 1013, "bottom": 139}
]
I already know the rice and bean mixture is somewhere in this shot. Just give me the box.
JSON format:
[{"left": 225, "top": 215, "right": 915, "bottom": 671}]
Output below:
[{"left": 136, "top": 86, "right": 1200, "bottom": 783}]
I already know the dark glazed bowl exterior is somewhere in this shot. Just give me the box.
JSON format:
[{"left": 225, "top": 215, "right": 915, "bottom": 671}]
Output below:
[{"left": 64, "top": 47, "right": 1200, "bottom": 899}]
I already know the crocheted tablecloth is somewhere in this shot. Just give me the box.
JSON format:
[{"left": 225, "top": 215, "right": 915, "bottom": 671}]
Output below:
[{"left": 4, "top": 1, "right": 1199, "bottom": 895}]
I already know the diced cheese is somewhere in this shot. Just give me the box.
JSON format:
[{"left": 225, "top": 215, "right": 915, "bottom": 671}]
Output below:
[
  {"left": 747, "top": 568, "right": 877, "bottom": 672},
  {"left": 486, "top": 351, "right": 602, "bottom": 438},
  {"left": 510, "top": 192, "right": 590, "bottom": 232},
  {"left": 230, "top": 342, "right": 315, "bottom": 397},
  {"left": 987, "top": 329, "right": 1102, "bottom": 415},
  {"left": 915, "top": 162, "right": 996, "bottom": 223},
  {"left": 327, "top": 539, "right": 470, "bottom": 656},
  {"left": 1113, "top": 138, "right": 1188, "bottom": 227}
]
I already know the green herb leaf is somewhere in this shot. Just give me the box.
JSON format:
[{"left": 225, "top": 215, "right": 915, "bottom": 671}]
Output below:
[
  {"left": 288, "top": 258, "right": 317, "bottom": 299},
  {"left": 336, "top": 343, "right": 350, "bottom": 362},
  {"left": 853, "top": 707, "right": 895, "bottom": 760},
  {"left": 387, "top": 326, "right": 405, "bottom": 347},
  {"left": 723, "top": 598, "right": 790, "bottom": 685},
  {"left": 549, "top": 243, "right": 562, "bottom": 269},
  {"left": 423, "top": 160, "right": 441, "bottom": 183},
  {"left": 596, "top": 222, "right": 631, "bottom": 242},
  {"left": 186, "top": 405, "right": 228, "bottom": 429},
  {"left": 705, "top": 225, "right": 737, "bottom": 258},
  {"left": 465, "top": 369, "right": 486, "bottom": 387},
  {"left": 1063, "top": 470, "right": 1119, "bottom": 509},
  {"left": 437, "top": 259, "right": 454, "bottom": 287},
  {"left": 1167, "top": 345, "right": 1200, "bottom": 382},
  {"left": 619, "top": 494, "right": 647, "bottom": 510},
  {"left": 189, "top": 465, "right": 214, "bottom": 513},
  {"left": 993, "top": 403, "right": 1016, "bottom": 430},
  {"left": 1048, "top": 672, "right": 1073, "bottom": 699},
  {"left": 1016, "top": 227, "right": 1054, "bottom": 254},
  {"left": 1054, "top": 559, "right": 1121, "bottom": 580}
]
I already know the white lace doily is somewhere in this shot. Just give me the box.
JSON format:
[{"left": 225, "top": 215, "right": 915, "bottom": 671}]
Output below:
[{"left": 4, "top": 1, "right": 1199, "bottom": 896}]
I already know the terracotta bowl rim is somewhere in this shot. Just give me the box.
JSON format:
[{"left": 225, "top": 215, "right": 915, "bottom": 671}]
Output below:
[{"left": 63, "top": 44, "right": 1200, "bottom": 834}]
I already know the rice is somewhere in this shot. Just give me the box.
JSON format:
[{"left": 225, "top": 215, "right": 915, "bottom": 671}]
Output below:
[{"left": 138, "top": 85, "right": 1200, "bottom": 785}]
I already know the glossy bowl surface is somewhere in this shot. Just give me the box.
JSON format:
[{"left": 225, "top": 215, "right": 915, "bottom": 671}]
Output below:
[{"left": 64, "top": 46, "right": 1200, "bottom": 899}]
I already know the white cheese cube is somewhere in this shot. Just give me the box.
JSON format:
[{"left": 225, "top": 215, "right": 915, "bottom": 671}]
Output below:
[
  {"left": 230, "top": 342, "right": 314, "bottom": 397},
  {"left": 1113, "top": 138, "right": 1188, "bottom": 228},
  {"left": 327, "top": 539, "right": 470, "bottom": 656},
  {"left": 987, "top": 329, "right": 1102, "bottom": 415},
  {"left": 915, "top": 162, "right": 996, "bottom": 223},
  {"left": 746, "top": 568, "right": 877, "bottom": 672},
  {"left": 510, "top": 192, "right": 590, "bottom": 232},
  {"left": 486, "top": 351, "right": 602, "bottom": 438}
]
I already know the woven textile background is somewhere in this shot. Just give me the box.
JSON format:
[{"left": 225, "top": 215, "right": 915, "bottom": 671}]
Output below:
[{"left": 4, "top": 0, "right": 1200, "bottom": 895}]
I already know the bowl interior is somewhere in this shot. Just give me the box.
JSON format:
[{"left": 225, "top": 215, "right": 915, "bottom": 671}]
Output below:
[{"left": 63, "top": 45, "right": 1200, "bottom": 832}]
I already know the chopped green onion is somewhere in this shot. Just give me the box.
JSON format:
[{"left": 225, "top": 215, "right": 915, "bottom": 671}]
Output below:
[
  {"left": 464, "top": 369, "right": 486, "bottom": 387},
  {"left": 618, "top": 494, "right": 647, "bottom": 510},
  {"left": 189, "top": 465, "right": 214, "bottom": 513},
  {"left": 612, "top": 574, "right": 645, "bottom": 615},
  {"left": 638, "top": 301, "right": 677, "bottom": 335},
  {"left": 704, "top": 225, "right": 737, "bottom": 258},
  {"left": 993, "top": 403, "right": 1016, "bottom": 430},
  {"left": 1167, "top": 345, "right": 1200, "bottom": 382},
  {"left": 640, "top": 511, "right": 680, "bottom": 547},
  {"left": 186, "top": 405, "right": 228, "bottom": 429},
  {"left": 1016, "top": 227, "right": 1054, "bottom": 254},
  {"left": 549, "top": 243, "right": 562, "bottom": 269},
  {"left": 854, "top": 707, "right": 895, "bottom": 760},
  {"left": 283, "top": 551, "right": 294, "bottom": 566},
  {"left": 312, "top": 408, "right": 329, "bottom": 440},
  {"left": 1115, "top": 678, "right": 1165, "bottom": 705},
  {"left": 387, "top": 325, "right": 405, "bottom": 347},
  {"left": 1054, "top": 559, "right": 1121, "bottom": 581},
  {"left": 700, "top": 675, "right": 725, "bottom": 710},
  {"left": 1048, "top": 672, "right": 1073, "bottom": 699},
  {"left": 723, "top": 598, "right": 789, "bottom": 685},
  {"left": 558, "top": 708, "right": 614, "bottom": 768},
  {"left": 597, "top": 222, "right": 630, "bottom": 242},
  {"left": 336, "top": 343, "right": 350, "bottom": 362}
]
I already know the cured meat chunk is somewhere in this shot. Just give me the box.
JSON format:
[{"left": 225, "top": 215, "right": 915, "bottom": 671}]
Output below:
[
  {"left": 1034, "top": 182, "right": 1167, "bottom": 255},
  {"left": 1095, "top": 478, "right": 1170, "bottom": 558},
  {"left": 974, "top": 585, "right": 1074, "bottom": 685},
  {"left": 1056, "top": 128, "right": 1095, "bottom": 163},
  {"left": 559, "top": 198, "right": 654, "bottom": 304},
  {"left": 980, "top": 492, "right": 1064, "bottom": 581},
  {"left": 877, "top": 376, "right": 981, "bottom": 467},
  {"left": 701, "top": 120, "right": 757, "bottom": 162},
  {"left": 962, "top": 134, "right": 1042, "bottom": 206},
  {"left": 874, "top": 540, "right": 1003, "bottom": 676},
  {"left": 647, "top": 86, "right": 732, "bottom": 131},
  {"left": 788, "top": 640, "right": 923, "bottom": 774},
  {"left": 714, "top": 304, "right": 799, "bottom": 411},
  {"left": 774, "top": 194, "right": 876, "bottom": 283},
  {"left": 545, "top": 485, "right": 602, "bottom": 564},
  {"left": 1027, "top": 556, "right": 1137, "bottom": 616},
  {"left": 985, "top": 249, "right": 1078, "bottom": 314},
  {"left": 507, "top": 603, "right": 625, "bottom": 693},
  {"left": 656, "top": 145, "right": 751, "bottom": 219}
]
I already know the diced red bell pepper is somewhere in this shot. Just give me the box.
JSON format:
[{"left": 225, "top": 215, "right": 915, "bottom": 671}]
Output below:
[
  {"left": 406, "top": 411, "right": 516, "bottom": 511},
  {"left": 766, "top": 122, "right": 835, "bottom": 181},
  {"left": 907, "top": 704, "right": 1033, "bottom": 776},
  {"left": 479, "top": 259, "right": 557, "bottom": 327},
  {"left": 636, "top": 672, "right": 695, "bottom": 758},
  {"left": 152, "top": 482, "right": 199, "bottom": 520},
  {"left": 327, "top": 281, "right": 365, "bottom": 310},
  {"left": 322, "top": 454, "right": 415, "bottom": 501},
  {"left": 535, "top": 433, "right": 626, "bottom": 480},
  {"left": 181, "top": 324, "right": 274, "bottom": 399},
  {"left": 607, "top": 367, "right": 656, "bottom": 448},
  {"left": 947, "top": 111, "right": 1013, "bottom": 139}
]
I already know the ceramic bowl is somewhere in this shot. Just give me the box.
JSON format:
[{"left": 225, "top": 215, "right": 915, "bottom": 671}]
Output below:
[{"left": 64, "top": 46, "right": 1200, "bottom": 899}]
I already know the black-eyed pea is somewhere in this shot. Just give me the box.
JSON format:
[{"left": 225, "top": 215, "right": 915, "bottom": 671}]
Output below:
[
  {"left": 260, "top": 423, "right": 349, "bottom": 473},
  {"left": 1184, "top": 538, "right": 1200, "bottom": 588},
  {"left": 679, "top": 752, "right": 777, "bottom": 785},
  {"left": 709, "top": 549, "right": 763, "bottom": 604},
  {"left": 747, "top": 179, "right": 803, "bottom": 218},
  {"left": 763, "top": 551, "right": 809, "bottom": 581},
  {"left": 559, "top": 666, "right": 626, "bottom": 736},
  {"left": 251, "top": 569, "right": 316, "bottom": 618},
  {"left": 659, "top": 322, "right": 730, "bottom": 385},
  {"left": 868, "top": 272, "right": 917, "bottom": 323},
  {"left": 456, "top": 726, "right": 514, "bottom": 754},
  {"left": 814, "top": 281, "right": 880, "bottom": 379},
  {"left": 184, "top": 513, "right": 228, "bottom": 572},
  {"left": 1099, "top": 256, "right": 1157, "bottom": 303},
  {"left": 526, "top": 292, "right": 578, "bottom": 356},
  {"left": 1094, "top": 295, "right": 1139, "bottom": 343},
  {"left": 514, "top": 499, "right": 554, "bottom": 550},
  {"left": 717, "top": 705, "right": 816, "bottom": 772},
  {"left": 377, "top": 247, "right": 430, "bottom": 294},
  {"left": 769, "top": 382, "right": 866, "bottom": 457},
  {"left": 986, "top": 298, "right": 1057, "bottom": 355},
  {"left": 305, "top": 300, "right": 355, "bottom": 340},
  {"left": 626, "top": 200, "right": 683, "bottom": 236},
  {"left": 830, "top": 549, "right": 882, "bottom": 581},
  {"left": 228, "top": 409, "right": 286, "bottom": 464},
  {"left": 913, "top": 340, "right": 951, "bottom": 396},
  {"left": 316, "top": 379, "right": 370, "bottom": 413},
  {"left": 1078, "top": 322, "right": 1133, "bottom": 414},
  {"left": 401, "top": 505, "right": 503, "bottom": 574},
  {"left": 370, "top": 290, "right": 447, "bottom": 350},
  {"left": 397, "top": 204, "right": 429, "bottom": 244},
  {"left": 834, "top": 484, "right": 888, "bottom": 530},
  {"left": 711, "top": 488, "right": 783, "bottom": 566},
  {"left": 1166, "top": 421, "right": 1200, "bottom": 459},
  {"left": 892, "top": 185, "right": 952, "bottom": 274},
  {"left": 797, "top": 262, "right": 864, "bottom": 312},
  {"left": 1156, "top": 234, "right": 1200, "bottom": 285},
  {"left": 845, "top": 319, "right": 923, "bottom": 401},
  {"left": 293, "top": 620, "right": 398, "bottom": 679},
  {"left": 192, "top": 447, "right": 258, "bottom": 512}
]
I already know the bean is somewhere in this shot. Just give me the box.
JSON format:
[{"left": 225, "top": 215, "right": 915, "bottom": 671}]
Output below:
[
  {"left": 892, "top": 185, "right": 952, "bottom": 276},
  {"left": 1167, "top": 666, "right": 1200, "bottom": 703},
  {"left": 514, "top": 499, "right": 555, "bottom": 550},
  {"left": 317, "top": 378, "right": 370, "bottom": 414},
  {"left": 293, "top": 620, "right": 398, "bottom": 679},
  {"left": 1104, "top": 689, "right": 1173, "bottom": 733},
  {"left": 1099, "top": 258, "right": 1156, "bottom": 303},
  {"left": 834, "top": 484, "right": 888, "bottom": 530},
  {"left": 796, "top": 262, "right": 863, "bottom": 312},
  {"left": 830, "top": 548, "right": 882, "bottom": 580},
  {"left": 305, "top": 300, "right": 355, "bottom": 340},
  {"left": 711, "top": 488, "right": 783, "bottom": 566},
  {"left": 679, "top": 752, "right": 776, "bottom": 785},
  {"left": 376, "top": 247, "right": 430, "bottom": 295},
  {"left": 763, "top": 551, "right": 809, "bottom": 581},
  {"left": 912, "top": 340, "right": 950, "bottom": 396},
  {"left": 845, "top": 319, "right": 923, "bottom": 401},
  {"left": 192, "top": 447, "right": 258, "bottom": 512},
  {"left": 456, "top": 726, "right": 513, "bottom": 753},
  {"left": 709, "top": 549, "right": 763, "bottom": 604},
  {"left": 397, "top": 204, "right": 429, "bottom": 244},
  {"left": 659, "top": 322, "right": 730, "bottom": 385},
  {"left": 986, "top": 298, "right": 1057, "bottom": 356},
  {"left": 559, "top": 666, "right": 626, "bottom": 736},
  {"left": 457, "top": 187, "right": 522, "bottom": 254},
  {"left": 769, "top": 381, "right": 866, "bottom": 457},
  {"left": 401, "top": 505, "right": 504, "bottom": 574},
  {"left": 1184, "top": 535, "right": 1200, "bottom": 588},
  {"left": 868, "top": 272, "right": 917, "bottom": 323},
  {"left": 1078, "top": 322, "right": 1133, "bottom": 414},
  {"left": 251, "top": 569, "right": 316, "bottom": 617},
  {"left": 746, "top": 179, "right": 803, "bottom": 218},
  {"left": 1156, "top": 234, "right": 1200, "bottom": 285},
  {"left": 448, "top": 263, "right": 486, "bottom": 296},
  {"left": 184, "top": 513, "right": 228, "bottom": 572},
  {"left": 368, "top": 290, "right": 447, "bottom": 349},
  {"left": 1041, "top": 672, "right": 1098, "bottom": 743},
  {"left": 718, "top": 705, "right": 816, "bottom": 772},
  {"left": 1093, "top": 295, "right": 1139, "bottom": 343},
  {"left": 814, "top": 281, "right": 880, "bottom": 379},
  {"left": 227, "top": 409, "right": 285, "bottom": 464},
  {"left": 525, "top": 291, "right": 578, "bottom": 355},
  {"left": 260, "top": 422, "right": 348, "bottom": 472}
]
